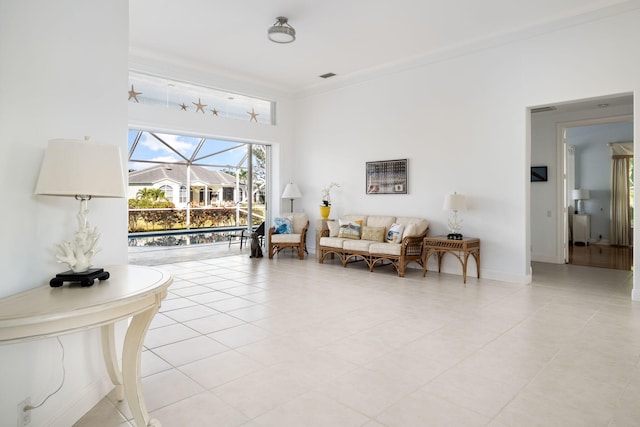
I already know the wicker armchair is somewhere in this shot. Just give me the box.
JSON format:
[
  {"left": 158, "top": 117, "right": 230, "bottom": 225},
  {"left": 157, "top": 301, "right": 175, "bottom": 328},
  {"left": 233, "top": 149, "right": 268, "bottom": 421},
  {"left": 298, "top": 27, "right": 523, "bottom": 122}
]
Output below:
[{"left": 268, "top": 213, "right": 309, "bottom": 259}]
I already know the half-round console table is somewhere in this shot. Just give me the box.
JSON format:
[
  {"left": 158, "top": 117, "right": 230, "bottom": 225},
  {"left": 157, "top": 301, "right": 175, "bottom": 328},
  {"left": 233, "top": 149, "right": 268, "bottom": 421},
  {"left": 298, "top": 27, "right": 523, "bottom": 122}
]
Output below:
[{"left": 0, "top": 265, "right": 172, "bottom": 427}]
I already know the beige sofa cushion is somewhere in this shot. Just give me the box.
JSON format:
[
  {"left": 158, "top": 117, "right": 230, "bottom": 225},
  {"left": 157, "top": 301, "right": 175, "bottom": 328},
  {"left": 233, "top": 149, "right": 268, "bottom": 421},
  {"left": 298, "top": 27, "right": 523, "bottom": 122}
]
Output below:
[
  {"left": 395, "top": 217, "right": 429, "bottom": 238},
  {"left": 366, "top": 215, "right": 395, "bottom": 230},
  {"left": 369, "top": 242, "right": 402, "bottom": 256},
  {"left": 271, "top": 233, "right": 303, "bottom": 243},
  {"left": 327, "top": 221, "right": 339, "bottom": 237},
  {"left": 319, "top": 236, "right": 346, "bottom": 248},
  {"left": 343, "top": 239, "right": 373, "bottom": 252},
  {"left": 289, "top": 212, "right": 309, "bottom": 234}
]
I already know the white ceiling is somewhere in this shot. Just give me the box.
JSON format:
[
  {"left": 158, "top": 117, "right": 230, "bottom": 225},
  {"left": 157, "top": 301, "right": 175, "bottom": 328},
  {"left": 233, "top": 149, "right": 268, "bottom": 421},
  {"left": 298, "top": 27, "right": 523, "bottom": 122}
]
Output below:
[{"left": 129, "top": 0, "right": 635, "bottom": 94}]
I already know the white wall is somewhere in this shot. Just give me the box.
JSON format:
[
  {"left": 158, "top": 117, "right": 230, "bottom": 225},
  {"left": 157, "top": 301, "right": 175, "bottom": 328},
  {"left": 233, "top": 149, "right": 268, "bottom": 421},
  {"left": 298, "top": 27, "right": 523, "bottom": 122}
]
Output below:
[
  {"left": 293, "top": 9, "right": 640, "bottom": 284},
  {"left": 0, "top": 13, "right": 294, "bottom": 420},
  {"left": 0, "top": 1, "right": 128, "bottom": 426},
  {"left": 530, "top": 111, "right": 562, "bottom": 263},
  {"left": 0, "top": 12, "right": 295, "bottom": 424}
]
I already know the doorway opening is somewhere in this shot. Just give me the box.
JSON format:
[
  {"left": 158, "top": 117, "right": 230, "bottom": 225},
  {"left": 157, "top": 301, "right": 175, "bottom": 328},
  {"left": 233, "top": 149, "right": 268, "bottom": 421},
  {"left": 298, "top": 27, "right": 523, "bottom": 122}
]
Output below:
[
  {"left": 530, "top": 93, "right": 634, "bottom": 273},
  {"left": 559, "top": 116, "right": 633, "bottom": 270}
]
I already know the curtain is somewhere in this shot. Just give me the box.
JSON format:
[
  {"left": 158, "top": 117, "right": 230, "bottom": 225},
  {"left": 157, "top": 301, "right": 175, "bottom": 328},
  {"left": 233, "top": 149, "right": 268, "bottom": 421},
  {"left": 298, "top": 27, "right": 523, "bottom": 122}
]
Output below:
[{"left": 610, "top": 142, "right": 633, "bottom": 246}]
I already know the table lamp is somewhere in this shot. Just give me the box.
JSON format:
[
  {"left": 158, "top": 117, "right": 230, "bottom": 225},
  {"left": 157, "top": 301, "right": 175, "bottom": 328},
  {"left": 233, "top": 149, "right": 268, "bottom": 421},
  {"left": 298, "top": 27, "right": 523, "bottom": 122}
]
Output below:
[
  {"left": 35, "top": 137, "right": 126, "bottom": 287},
  {"left": 571, "top": 189, "right": 590, "bottom": 214},
  {"left": 281, "top": 182, "right": 302, "bottom": 212},
  {"left": 443, "top": 192, "right": 467, "bottom": 240}
]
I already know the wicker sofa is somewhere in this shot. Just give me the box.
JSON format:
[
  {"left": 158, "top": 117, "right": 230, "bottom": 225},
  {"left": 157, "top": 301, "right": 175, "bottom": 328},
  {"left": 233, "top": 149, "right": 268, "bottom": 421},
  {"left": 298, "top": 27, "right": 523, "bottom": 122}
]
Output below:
[{"left": 317, "top": 215, "right": 429, "bottom": 277}]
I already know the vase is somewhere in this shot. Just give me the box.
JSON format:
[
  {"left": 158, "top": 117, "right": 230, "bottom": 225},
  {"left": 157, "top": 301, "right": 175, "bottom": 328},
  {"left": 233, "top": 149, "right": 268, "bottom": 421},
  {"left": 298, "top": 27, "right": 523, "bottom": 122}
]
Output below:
[{"left": 319, "top": 205, "right": 331, "bottom": 220}]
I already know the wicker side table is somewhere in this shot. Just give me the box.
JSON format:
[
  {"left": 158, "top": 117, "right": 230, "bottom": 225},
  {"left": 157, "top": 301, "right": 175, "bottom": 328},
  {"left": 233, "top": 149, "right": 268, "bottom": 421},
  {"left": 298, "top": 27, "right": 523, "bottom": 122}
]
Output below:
[{"left": 422, "top": 236, "right": 480, "bottom": 284}]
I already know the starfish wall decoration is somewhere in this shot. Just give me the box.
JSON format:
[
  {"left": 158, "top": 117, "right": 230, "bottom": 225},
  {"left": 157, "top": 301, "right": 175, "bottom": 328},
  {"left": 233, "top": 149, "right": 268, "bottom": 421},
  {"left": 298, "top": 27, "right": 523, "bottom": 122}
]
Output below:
[
  {"left": 128, "top": 85, "right": 262, "bottom": 122},
  {"left": 128, "top": 85, "right": 142, "bottom": 102},
  {"left": 192, "top": 98, "right": 207, "bottom": 113},
  {"left": 128, "top": 79, "right": 260, "bottom": 123}
]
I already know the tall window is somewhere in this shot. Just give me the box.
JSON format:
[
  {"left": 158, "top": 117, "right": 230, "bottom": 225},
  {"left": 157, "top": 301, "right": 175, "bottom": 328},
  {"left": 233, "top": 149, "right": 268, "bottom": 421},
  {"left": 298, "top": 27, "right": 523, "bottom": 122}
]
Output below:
[
  {"left": 159, "top": 185, "right": 173, "bottom": 201},
  {"left": 179, "top": 186, "right": 187, "bottom": 204},
  {"left": 128, "top": 130, "right": 268, "bottom": 229}
]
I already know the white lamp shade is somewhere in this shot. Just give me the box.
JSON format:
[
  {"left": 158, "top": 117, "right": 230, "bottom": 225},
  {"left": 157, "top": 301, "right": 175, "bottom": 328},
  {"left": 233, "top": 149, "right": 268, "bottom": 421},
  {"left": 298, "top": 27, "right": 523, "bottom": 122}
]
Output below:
[
  {"left": 35, "top": 138, "right": 126, "bottom": 198},
  {"left": 281, "top": 183, "right": 302, "bottom": 199},
  {"left": 571, "top": 189, "right": 590, "bottom": 200},
  {"left": 443, "top": 193, "right": 467, "bottom": 211}
]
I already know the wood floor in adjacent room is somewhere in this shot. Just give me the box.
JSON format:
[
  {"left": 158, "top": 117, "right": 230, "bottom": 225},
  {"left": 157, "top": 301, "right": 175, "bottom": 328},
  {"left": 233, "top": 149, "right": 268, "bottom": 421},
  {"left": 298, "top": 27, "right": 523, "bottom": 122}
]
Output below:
[{"left": 569, "top": 243, "right": 633, "bottom": 271}]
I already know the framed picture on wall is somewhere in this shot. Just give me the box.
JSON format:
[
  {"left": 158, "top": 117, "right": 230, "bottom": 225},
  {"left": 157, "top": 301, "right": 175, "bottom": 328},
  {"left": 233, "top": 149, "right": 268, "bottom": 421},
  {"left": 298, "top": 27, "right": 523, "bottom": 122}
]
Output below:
[
  {"left": 531, "top": 166, "right": 548, "bottom": 182},
  {"left": 366, "top": 159, "right": 408, "bottom": 194}
]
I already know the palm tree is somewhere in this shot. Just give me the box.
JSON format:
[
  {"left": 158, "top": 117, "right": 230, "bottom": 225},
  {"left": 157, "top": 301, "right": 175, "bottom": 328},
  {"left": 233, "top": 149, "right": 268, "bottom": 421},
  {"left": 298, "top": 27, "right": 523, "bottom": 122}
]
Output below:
[{"left": 136, "top": 187, "right": 168, "bottom": 202}]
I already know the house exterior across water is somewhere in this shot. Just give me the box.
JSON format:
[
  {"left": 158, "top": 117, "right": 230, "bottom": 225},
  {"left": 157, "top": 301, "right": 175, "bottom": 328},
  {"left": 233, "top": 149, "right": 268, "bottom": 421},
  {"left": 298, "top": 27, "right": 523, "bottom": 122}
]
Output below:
[{"left": 128, "top": 164, "right": 241, "bottom": 207}]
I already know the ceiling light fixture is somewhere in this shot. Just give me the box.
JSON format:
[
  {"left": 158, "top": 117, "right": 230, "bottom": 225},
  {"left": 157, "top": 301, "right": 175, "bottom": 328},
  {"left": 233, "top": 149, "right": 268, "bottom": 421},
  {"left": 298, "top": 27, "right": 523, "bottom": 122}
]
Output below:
[{"left": 268, "top": 16, "right": 296, "bottom": 43}]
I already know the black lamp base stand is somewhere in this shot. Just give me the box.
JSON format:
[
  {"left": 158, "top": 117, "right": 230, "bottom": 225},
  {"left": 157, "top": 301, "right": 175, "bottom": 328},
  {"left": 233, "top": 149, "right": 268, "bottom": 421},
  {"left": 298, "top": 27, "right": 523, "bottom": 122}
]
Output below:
[{"left": 49, "top": 268, "right": 110, "bottom": 287}]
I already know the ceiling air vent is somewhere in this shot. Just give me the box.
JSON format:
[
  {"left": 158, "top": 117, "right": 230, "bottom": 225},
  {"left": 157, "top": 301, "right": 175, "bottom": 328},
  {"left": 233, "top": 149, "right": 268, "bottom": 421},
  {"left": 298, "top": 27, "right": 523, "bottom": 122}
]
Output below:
[
  {"left": 531, "top": 106, "right": 557, "bottom": 113},
  {"left": 319, "top": 72, "right": 336, "bottom": 79}
]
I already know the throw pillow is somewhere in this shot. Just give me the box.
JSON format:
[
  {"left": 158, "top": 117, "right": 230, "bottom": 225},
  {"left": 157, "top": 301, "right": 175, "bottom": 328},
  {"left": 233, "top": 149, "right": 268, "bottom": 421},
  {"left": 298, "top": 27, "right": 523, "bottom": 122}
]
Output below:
[
  {"left": 361, "top": 226, "right": 386, "bottom": 242},
  {"left": 386, "top": 223, "right": 405, "bottom": 244},
  {"left": 327, "top": 221, "right": 339, "bottom": 237},
  {"left": 273, "top": 216, "right": 293, "bottom": 234},
  {"left": 338, "top": 219, "right": 362, "bottom": 240}
]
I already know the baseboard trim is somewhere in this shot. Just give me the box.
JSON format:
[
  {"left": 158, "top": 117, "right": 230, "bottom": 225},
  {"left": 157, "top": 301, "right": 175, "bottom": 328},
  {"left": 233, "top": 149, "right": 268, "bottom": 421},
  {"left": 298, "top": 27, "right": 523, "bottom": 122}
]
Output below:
[
  {"left": 48, "top": 374, "right": 112, "bottom": 427},
  {"left": 532, "top": 255, "right": 564, "bottom": 264},
  {"left": 429, "top": 265, "right": 530, "bottom": 285},
  {"left": 479, "top": 268, "right": 531, "bottom": 284}
]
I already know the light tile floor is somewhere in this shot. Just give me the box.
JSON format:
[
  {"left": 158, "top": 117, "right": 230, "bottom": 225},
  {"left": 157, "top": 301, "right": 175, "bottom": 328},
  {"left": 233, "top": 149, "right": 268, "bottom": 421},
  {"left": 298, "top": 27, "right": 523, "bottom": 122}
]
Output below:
[{"left": 74, "top": 245, "right": 639, "bottom": 427}]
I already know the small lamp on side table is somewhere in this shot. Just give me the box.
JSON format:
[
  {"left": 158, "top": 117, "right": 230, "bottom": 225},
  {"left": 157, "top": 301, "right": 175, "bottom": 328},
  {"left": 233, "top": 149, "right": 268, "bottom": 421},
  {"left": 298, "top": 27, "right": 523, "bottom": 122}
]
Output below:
[
  {"left": 443, "top": 192, "right": 467, "bottom": 240},
  {"left": 34, "top": 137, "right": 126, "bottom": 287}
]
